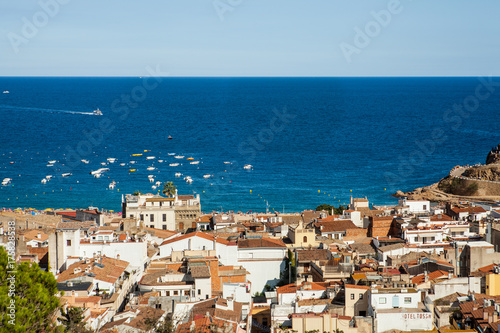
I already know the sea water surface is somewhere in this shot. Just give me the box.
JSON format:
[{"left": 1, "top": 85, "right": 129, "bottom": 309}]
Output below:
[{"left": 0, "top": 77, "right": 499, "bottom": 213}]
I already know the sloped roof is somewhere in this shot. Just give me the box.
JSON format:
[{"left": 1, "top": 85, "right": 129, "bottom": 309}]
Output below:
[
  {"left": 23, "top": 229, "right": 49, "bottom": 242},
  {"left": 237, "top": 238, "right": 286, "bottom": 248},
  {"left": 276, "top": 282, "right": 326, "bottom": 295},
  {"left": 57, "top": 256, "right": 129, "bottom": 284}
]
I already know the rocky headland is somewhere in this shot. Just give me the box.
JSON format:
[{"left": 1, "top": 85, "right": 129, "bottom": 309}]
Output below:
[{"left": 394, "top": 144, "right": 500, "bottom": 203}]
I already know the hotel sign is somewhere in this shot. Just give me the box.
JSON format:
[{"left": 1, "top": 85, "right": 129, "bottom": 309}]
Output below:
[{"left": 402, "top": 313, "right": 432, "bottom": 320}]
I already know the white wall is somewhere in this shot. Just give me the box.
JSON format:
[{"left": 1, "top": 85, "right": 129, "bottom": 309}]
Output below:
[
  {"left": 370, "top": 290, "right": 420, "bottom": 310},
  {"left": 159, "top": 236, "right": 214, "bottom": 258},
  {"left": 194, "top": 277, "right": 212, "bottom": 301},
  {"left": 238, "top": 247, "right": 286, "bottom": 294},
  {"left": 80, "top": 241, "right": 147, "bottom": 271},
  {"left": 433, "top": 277, "right": 481, "bottom": 299},
  {"left": 375, "top": 311, "right": 433, "bottom": 333}
]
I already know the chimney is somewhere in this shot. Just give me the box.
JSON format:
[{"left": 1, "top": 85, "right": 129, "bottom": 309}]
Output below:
[
  {"left": 448, "top": 271, "right": 453, "bottom": 279},
  {"left": 424, "top": 271, "right": 428, "bottom": 282},
  {"left": 37, "top": 232, "right": 41, "bottom": 239}
]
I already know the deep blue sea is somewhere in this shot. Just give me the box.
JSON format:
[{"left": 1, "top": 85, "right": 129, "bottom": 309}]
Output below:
[{"left": 0, "top": 77, "right": 499, "bottom": 213}]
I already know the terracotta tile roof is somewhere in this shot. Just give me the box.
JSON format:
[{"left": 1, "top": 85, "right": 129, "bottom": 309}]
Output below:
[
  {"left": 57, "top": 256, "right": 129, "bottom": 284},
  {"left": 56, "top": 211, "right": 77, "bottom": 218},
  {"left": 317, "top": 220, "right": 358, "bottom": 233},
  {"left": 178, "top": 195, "right": 195, "bottom": 200},
  {"left": 23, "top": 229, "right": 49, "bottom": 242},
  {"left": 276, "top": 282, "right": 326, "bottom": 295},
  {"left": 190, "top": 266, "right": 211, "bottom": 278},
  {"left": 478, "top": 264, "right": 497, "bottom": 273},
  {"left": 296, "top": 249, "right": 330, "bottom": 262},
  {"left": 125, "top": 306, "right": 165, "bottom": 330},
  {"left": 237, "top": 237, "right": 286, "bottom": 248},
  {"left": 345, "top": 284, "right": 370, "bottom": 290},
  {"left": 430, "top": 214, "right": 454, "bottom": 221},
  {"left": 177, "top": 315, "right": 237, "bottom": 333},
  {"left": 411, "top": 270, "right": 453, "bottom": 284}
]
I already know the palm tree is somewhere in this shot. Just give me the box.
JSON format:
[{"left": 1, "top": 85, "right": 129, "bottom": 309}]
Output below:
[{"left": 162, "top": 181, "right": 176, "bottom": 197}]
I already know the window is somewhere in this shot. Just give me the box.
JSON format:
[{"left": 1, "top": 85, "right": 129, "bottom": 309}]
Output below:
[
  {"left": 404, "top": 297, "right": 412, "bottom": 304},
  {"left": 162, "top": 225, "right": 167, "bottom": 230},
  {"left": 140, "top": 214, "right": 144, "bottom": 221},
  {"left": 379, "top": 297, "right": 387, "bottom": 304},
  {"left": 198, "top": 289, "right": 201, "bottom": 295},
  {"left": 423, "top": 205, "right": 427, "bottom": 210},
  {"left": 150, "top": 215, "right": 154, "bottom": 222},
  {"left": 166, "top": 291, "right": 170, "bottom": 296},
  {"left": 173, "top": 290, "right": 178, "bottom": 296},
  {"left": 350, "top": 294, "right": 355, "bottom": 300},
  {"left": 66, "top": 240, "right": 71, "bottom": 246},
  {"left": 163, "top": 214, "right": 166, "bottom": 222},
  {"left": 303, "top": 236, "right": 307, "bottom": 243},
  {"left": 359, "top": 293, "right": 363, "bottom": 299},
  {"left": 262, "top": 318, "right": 268, "bottom": 327}
]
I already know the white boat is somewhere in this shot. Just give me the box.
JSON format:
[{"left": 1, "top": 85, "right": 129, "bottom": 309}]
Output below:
[
  {"left": 158, "top": 160, "right": 164, "bottom": 163},
  {"left": 243, "top": 164, "right": 253, "bottom": 170},
  {"left": 168, "top": 153, "right": 175, "bottom": 156},
  {"left": 47, "top": 164, "right": 54, "bottom": 167},
  {"left": 48, "top": 160, "right": 56, "bottom": 164},
  {"left": 203, "top": 174, "right": 211, "bottom": 179},
  {"left": 90, "top": 168, "right": 109, "bottom": 175},
  {"left": 147, "top": 166, "right": 156, "bottom": 171},
  {"left": 175, "top": 172, "right": 182, "bottom": 177},
  {"left": 130, "top": 161, "right": 136, "bottom": 164},
  {"left": 186, "top": 178, "right": 193, "bottom": 184},
  {"left": 119, "top": 163, "right": 126, "bottom": 166},
  {"left": 41, "top": 179, "right": 47, "bottom": 184},
  {"left": 81, "top": 159, "right": 90, "bottom": 164},
  {"left": 148, "top": 174, "right": 154, "bottom": 178},
  {"left": 45, "top": 175, "right": 53, "bottom": 180},
  {"left": 3, "top": 91, "right": 9, "bottom": 94},
  {"left": 109, "top": 181, "right": 116, "bottom": 189},
  {"left": 62, "top": 173, "right": 71, "bottom": 177},
  {"left": 152, "top": 185, "right": 157, "bottom": 190},
  {"left": 100, "top": 162, "right": 107, "bottom": 166},
  {"left": 224, "top": 161, "right": 231, "bottom": 164},
  {"left": 190, "top": 161, "right": 200, "bottom": 165},
  {"left": 2, "top": 178, "right": 12, "bottom": 185},
  {"left": 146, "top": 156, "right": 155, "bottom": 160},
  {"left": 107, "top": 158, "right": 116, "bottom": 163},
  {"left": 155, "top": 181, "right": 161, "bottom": 186},
  {"left": 149, "top": 177, "right": 154, "bottom": 183},
  {"left": 169, "top": 163, "right": 179, "bottom": 167},
  {"left": 174, "top": 155, "right": 184, "bottom": 159},
  {"left": 93, "top": 108, "right": 103, "bottom": 116},
  {"left": 94, "top": 173, "right": 102, "bottom": 178},
  {"left": 183, "top": 176, "right": 192, "bottom": 180}
]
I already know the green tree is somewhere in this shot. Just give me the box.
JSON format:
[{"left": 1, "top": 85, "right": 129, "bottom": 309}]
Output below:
[
  {"left": 162, "top": 181, "right": 177, "bottom": 197},
  {"left": 315, "top": 204, "right": 346, "bottom": 215},
  {"left": 59, "top": 307, "right": 93, "bottom": 333},
  {"left": 0, "top": 247, "right": 61, "bottom": 332},
  {"left": 133, "top": 190, "right": 142, "bottom": 196},
  {"left": 316, "top": 204, "right": 334, "bottom": 213}
]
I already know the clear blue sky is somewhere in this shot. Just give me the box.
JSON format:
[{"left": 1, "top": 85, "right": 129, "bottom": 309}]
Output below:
[{"left": 1, "top": 0, "right": 499, "bottom": 76}]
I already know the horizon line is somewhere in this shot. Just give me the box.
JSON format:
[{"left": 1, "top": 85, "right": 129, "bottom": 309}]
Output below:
[{"left": 0, "top": 75, "right": 498, "bottom": 78}]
